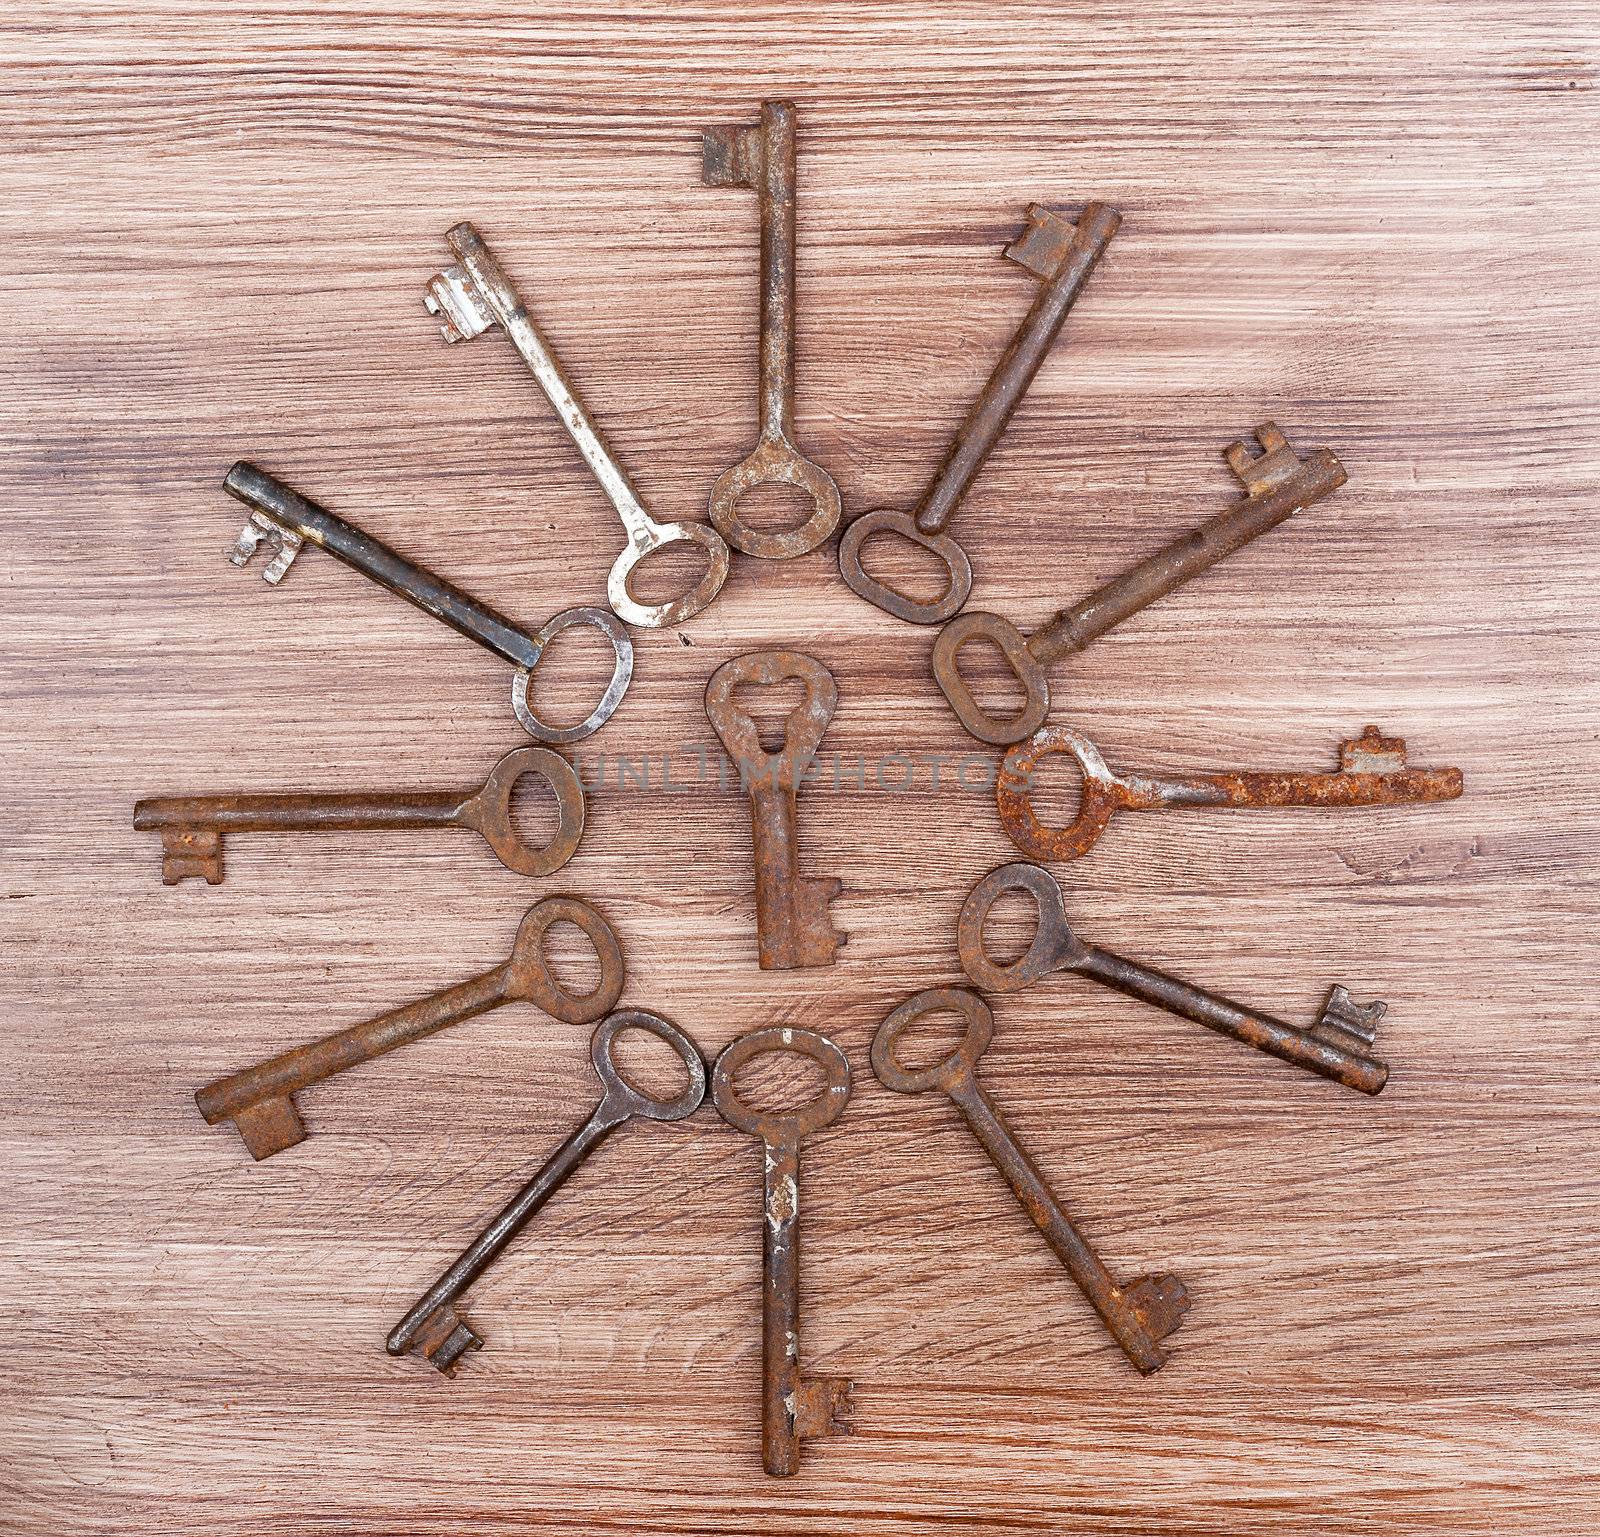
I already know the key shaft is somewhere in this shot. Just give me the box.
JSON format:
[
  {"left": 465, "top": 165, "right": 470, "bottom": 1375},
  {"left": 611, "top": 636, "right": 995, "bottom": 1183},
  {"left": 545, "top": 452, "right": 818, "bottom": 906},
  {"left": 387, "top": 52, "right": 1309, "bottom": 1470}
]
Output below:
[
  {"left": 916, "top": 203, "right": 1121, "bottom": 537},
  {"left": 387, "top": 1009, "right": 707, "bottom": 1373},
  {"left": 871, "top": 988, "right": 1187, "bottom": 1374},
  {"left": 225, "top": 461, "right": 540, "bottom": 670},
  {"left": 195, "top": 898, "right": 626, "bottom": 1159}
]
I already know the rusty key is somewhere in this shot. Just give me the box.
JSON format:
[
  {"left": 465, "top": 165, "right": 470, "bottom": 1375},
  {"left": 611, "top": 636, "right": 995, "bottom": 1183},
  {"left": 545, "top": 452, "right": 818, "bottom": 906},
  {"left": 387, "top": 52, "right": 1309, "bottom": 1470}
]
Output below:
[
  {"left": 388, "top": 1008, "right": 707, "bottom": 1375},
  {"left": 839, "top": 202, "right": 1121, "bottom": 624},
  {"left": 958, "top": 861, "right": 1388, "bottom": 1094},
  {"left": 195, "top": 896, "right": 626, "bottom": 1160},
  {"left": 712, "top": 1026, "right": 854, "bottom": 1476},
  {"left": 872, "top": 987, "right": 1188, "bottom": 1373},
  {"left": 224, "top": 463, "right": 633, "bottom": 744},
  {"left": 997, "top": 724, "right": 1465, "bottom": 863},
  {"left": 134, "top": 746, "right": 586, "bottom": 885},
  {"left": 702, "top": 100, "right": 842, "bottom": 559},
  {"left": 932, "top": 423, "right": 1347, "bottom": 744},
  {"left": 704, "top": 650, "right": 844, "bottom": 969},
  {"left": 424, "top": 221, "right": 731, "bottom": 628}
]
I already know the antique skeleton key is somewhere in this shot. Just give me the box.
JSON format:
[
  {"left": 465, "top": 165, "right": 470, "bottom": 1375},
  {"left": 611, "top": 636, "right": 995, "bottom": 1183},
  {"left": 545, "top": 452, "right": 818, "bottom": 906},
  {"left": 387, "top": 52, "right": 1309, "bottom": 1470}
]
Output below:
[
  {"left": 702, "top": 100, "right": 842, "bottom": 559},
  {"left": 958, "top": 862, "right": 1389, "bottom": 1094},
  {"left": 704, "top": 651, "right": 843, "bottom": 969},
  {"left": 424, "top": 221, "right": 731, "bottom": 628},
  {"left": 388, "top": 1009, "right": 708, "bottom": 1375},
  {"left": 712, "top": 1027, "right": 854, "bottom": 1476},
  {"left": 873, "top": 987, "right": 1188, "bottom": 1373},
  {"left": 134, "top": 746, "right": 586, "bottom": 884},
  {"left": 996, "top": 724, "right": 1465, "bottom": 863},
  {"left": 195, "top": 897, "right": 626, "bottom": 1159},
  {"left": 839, "top": 202, "right": 1121, "bottom": 623},
  {"left": 932, "top": 424, "right": 1347, "bottom": 744},
  {"left": 224, "top": 463, "right": 633, "bottom": 744}
]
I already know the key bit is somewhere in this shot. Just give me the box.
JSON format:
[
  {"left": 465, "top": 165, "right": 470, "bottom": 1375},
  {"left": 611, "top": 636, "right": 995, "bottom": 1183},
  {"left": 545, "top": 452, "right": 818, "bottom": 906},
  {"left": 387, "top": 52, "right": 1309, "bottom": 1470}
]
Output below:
[
  {"left": 702, "top": 122, "right": 761, "bottom": 187},
  {"left": 792, "top": 1374, "right": 853, "bottom": 1440},
  {"left": 408, "top": 1300, "right": 484, "bottom": 1374},
  {"left": 1004, "top": 202, "right": 1095, "bottom": 280},
  {"left": 1340, "top": 725, "right": 1409, "bottom": 774},
  {"left": 155, "top": 826, "right": 224, "bottom": 885},
  {"left": 228, "top": 509, "right": 304, "bottom": 584},
  {"left": 1315, "top": 985, "right": 1387, "bottom": 1050},
  {"left": 1224, "top": 421, "right": 1305, "bottom": 498},
  {"left": 424, "top": 263, "right": 495, "bottom": 343}
]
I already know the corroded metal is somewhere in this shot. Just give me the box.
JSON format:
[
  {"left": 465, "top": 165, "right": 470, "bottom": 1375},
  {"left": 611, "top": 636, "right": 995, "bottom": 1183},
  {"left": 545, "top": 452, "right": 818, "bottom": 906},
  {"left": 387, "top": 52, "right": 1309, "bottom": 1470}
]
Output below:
[
  {"left": 704, "top": 650, "right": 844, "bottom": 969},
  {"left": 703, "top": 100, "right": 841, "bottom": 559},
  {"left": 133, "top": 746, "right": 586, "bottom": 884},
  {"left": 838, "top": 202, "right": 1121, "bottom": 624},
  {"left": 957, "top": 861, "right": 1389, "bottom": 1094},
  {"left": 194, "top": 897, "right": 626, "bottom": 1160},
  {"left": 388, "top": 1009, "right": 708, "bottom": 1375},
  {"left": 712, "top": 1026, "right": 854, "bottom": 1476},
  {"left": 996, "top": 724, "right": 1465, "bottom": 863},
  {"left": 224, "top": 463, "right": 633, "bottom": 744},
  {"left": 425, "top": 221, "right": 731, "bottom": 628},
  {"left": 932, "top": 424, "right": 1348, "bottom": 744},
  {"left": 872, "top": 987, "right": 1188, "bottom": 1373}
]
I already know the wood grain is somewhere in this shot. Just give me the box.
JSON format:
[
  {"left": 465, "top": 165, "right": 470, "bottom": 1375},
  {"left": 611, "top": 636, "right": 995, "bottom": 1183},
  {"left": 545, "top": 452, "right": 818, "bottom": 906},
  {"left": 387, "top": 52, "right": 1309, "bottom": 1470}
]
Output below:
[{"left": 3, "top": 2, "right": 1598, "bottom": 1531}]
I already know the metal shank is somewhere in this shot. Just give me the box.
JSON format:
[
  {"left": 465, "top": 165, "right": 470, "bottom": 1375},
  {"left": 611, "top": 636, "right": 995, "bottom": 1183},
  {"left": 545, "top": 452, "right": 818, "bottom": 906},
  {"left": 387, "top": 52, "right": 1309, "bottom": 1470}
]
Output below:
[
  {"left": 996, "top": 724, "right": 1464, "bottom": 863},
  {"left": 387, "top": 1010, "right": 707, "bottom": 1368},
  {"left": 955, "top": 861, "right": 1388, "bottom": 1094}
]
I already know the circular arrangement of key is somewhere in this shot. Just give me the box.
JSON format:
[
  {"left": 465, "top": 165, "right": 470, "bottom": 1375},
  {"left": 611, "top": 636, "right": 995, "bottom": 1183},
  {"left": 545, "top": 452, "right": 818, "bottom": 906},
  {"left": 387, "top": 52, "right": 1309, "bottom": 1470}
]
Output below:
[{"left": 135, "top": 100, "right": 1466, "bottom": 1478}]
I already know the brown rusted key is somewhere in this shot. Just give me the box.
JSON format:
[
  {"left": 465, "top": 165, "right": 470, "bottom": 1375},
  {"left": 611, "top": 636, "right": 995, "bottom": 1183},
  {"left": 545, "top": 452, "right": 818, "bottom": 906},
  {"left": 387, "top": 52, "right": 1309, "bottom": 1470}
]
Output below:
[
  {"left": 134, "top": 746, "right": 586, "bottom": 885},
  {"left": 873, "top": 987, "right": 1188, "bottom": 1373},
  {"left": 958, "top": 861, "right": 1388, "bottom": 1094},
  {"left": 932, "top": 423, "right": 1347, "bottom": 744},
  {"left": 195, "top": 897, "right": 625, "bottom": 1159},
  {"left": 388, "top": 1008, "right": 707, "bottom": 1375},
  {"left": 712, "top": 1026, "right": 854, "bottom": 1476},
  {"left": 838, "top": 202, "right": 1121, "bottom": 624},
  {"left": 997, "top": 724, "right": 1465, "bottom": 863},
  {"left": 702, "top": 100, "right": 842, "bottom": 559},
  {"left": 704, "top": 650, "right": 844, "bottom": 969}
]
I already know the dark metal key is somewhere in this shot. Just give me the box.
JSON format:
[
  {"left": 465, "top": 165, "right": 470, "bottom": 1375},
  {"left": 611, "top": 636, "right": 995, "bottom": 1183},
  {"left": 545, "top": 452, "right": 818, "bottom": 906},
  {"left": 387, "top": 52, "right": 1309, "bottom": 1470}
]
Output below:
[
  {"left": 957, "top": 861, "right": 1389, "bottom": 1094},
  {"left": 872, "top": 986, "right": 1188, "bottom": 1373},
  {"left": 932, "top": 424, "right": 1347, "bottom": 744},
  {"left": 702, "top": 100, "right": 842, "bottom": 560},
  {"left": 712, "top": 1026, "right": 854, "bottom": 1476},
  {"left": 996, "top": 724, "right": 1464, "bottom": 863},
  {"left": 704, "top": 650, "right": 843, "bottom": 969},
  {"left": 839, "top": 202, "right": 1121, "bottom": 624},
  {"left": 195, "top": 896, "right": 626, "bottom": 1159},
  {"left": 387, "top": 1008, "right": 708, "bottom": 1375},
  {"left": 224, "top": 462, "right": 633, "bottom": 744},
  {"left": 134, "top": 746, "right": 586, "bottom": 884}
]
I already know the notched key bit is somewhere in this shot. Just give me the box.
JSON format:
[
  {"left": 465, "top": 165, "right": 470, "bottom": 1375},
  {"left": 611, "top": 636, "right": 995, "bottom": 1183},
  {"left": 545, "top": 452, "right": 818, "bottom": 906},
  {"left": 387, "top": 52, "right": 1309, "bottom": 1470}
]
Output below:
[
  {"left": 228, "top": 509, "right": 304, "bottom": 584},
  {"left": 424, "top": 263, "right": 495, "bottom": 343},
  {"left": 1315, "top": 984, "right": 1387, "bottom": 1051}
]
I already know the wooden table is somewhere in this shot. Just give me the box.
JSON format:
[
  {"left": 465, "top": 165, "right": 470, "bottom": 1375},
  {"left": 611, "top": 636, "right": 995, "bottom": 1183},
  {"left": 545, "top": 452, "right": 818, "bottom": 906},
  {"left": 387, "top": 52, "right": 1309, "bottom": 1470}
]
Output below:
[{"left": 5, "top": 4, "right": 1597, "bottom": 1532}]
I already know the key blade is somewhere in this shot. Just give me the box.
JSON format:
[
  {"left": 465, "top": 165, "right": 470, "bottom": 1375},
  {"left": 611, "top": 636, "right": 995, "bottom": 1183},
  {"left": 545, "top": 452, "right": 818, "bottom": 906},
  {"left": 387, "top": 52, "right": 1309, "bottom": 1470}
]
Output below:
[
  {"left": 158, "top": 826, "right": 224, "bottom": 885},
  {"left": 1315, "top": 984, "right": 1387, "bottom": 1050},
  {"left": 227, "top": 512, "right": 303, "bottom": 584},
  {"left": 1123, "top": 1272, "right": 1190, "bottom": 1344},
  {"left": 1339, "top": 724, "right": 1409, "bottom": 775},
  {"left": 793, "top": 1373, "right": 853, "bottom": 1440},
  {"left": 223, "top": 1094, "right": 307, "bottom": 1161},
  {"left": 1003, "top": 204, "right": 1084, "bottom": 280},
  {"left": 702, "top": 123, "right": 759, "bottom": 188},
  {"left": 408, "top": 1300, "right": 485, "bottom": 1375},
  {"left": 424, "top": 263, "right": 495, "bottom": 343}
]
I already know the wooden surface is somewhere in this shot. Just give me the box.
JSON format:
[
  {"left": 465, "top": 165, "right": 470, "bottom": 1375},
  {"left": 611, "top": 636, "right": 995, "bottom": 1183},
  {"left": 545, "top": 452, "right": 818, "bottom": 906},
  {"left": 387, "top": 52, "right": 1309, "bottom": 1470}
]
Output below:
[{"left": 4, "top": 3, "right": 1598, "bottom": 1532}]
